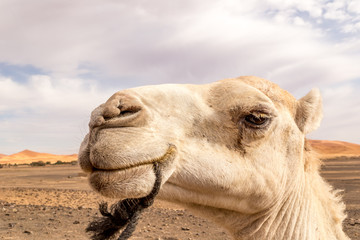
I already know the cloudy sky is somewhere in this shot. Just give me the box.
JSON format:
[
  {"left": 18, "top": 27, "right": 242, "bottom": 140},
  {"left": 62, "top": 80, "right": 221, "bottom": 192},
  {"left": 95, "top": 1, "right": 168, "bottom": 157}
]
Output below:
[{"left": 0, "top": 0, "right": 359, "bottom": 155}]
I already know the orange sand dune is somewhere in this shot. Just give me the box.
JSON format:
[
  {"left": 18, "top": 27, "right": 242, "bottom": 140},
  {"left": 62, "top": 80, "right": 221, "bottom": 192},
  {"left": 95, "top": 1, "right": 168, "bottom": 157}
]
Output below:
[
  {"left": 309, "top": 140, "right": 360, "bottom": 158},
  {"left": 1, "top": 140, "right": 359, "bottom": 164},
  {"left": 0, "top": 150, "right": 77, "bottom": 165}
]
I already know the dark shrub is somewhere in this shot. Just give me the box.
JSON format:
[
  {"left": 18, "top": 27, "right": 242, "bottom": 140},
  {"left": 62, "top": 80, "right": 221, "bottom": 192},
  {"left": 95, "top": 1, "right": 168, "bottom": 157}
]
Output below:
[{"left": 30, "top": 161, "right": 46, "bottom": 166}]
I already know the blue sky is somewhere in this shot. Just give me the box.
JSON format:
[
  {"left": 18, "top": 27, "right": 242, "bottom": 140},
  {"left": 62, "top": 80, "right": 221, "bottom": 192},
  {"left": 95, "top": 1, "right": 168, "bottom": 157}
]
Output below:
[{"left": 0, "top": 0, "right": 360, "bottom": 154}]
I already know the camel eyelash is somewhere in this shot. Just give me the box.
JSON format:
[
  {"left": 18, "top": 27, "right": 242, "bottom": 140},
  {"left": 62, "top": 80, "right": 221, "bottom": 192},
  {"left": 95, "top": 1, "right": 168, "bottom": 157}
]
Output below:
[
  {"left": 240, "top": 110, "right": 274, "bottom": 130},
  {"left": 244, "top": 113, "right": 270, "bottom": 127},
  {"left": 229, "top": 105, "right": 276, "bottom": 132}
]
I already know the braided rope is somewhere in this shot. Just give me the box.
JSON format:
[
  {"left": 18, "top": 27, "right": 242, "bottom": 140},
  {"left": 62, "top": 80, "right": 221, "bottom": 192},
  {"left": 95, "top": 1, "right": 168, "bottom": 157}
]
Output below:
[{"left": 86, "top": 162, "right": 162, "bottom": 240}]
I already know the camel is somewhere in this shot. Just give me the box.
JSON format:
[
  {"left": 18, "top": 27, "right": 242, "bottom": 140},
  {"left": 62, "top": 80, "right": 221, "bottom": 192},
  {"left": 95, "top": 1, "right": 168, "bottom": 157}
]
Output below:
[{"left": 79, "top": 76, "right": 349, "bottom": 240}]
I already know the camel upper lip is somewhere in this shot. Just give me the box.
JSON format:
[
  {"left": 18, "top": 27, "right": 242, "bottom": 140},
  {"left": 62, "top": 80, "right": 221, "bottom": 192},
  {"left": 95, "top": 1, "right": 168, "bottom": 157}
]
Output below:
[{"left": 89, "top": 144, "right": 177, "bottom": 173}]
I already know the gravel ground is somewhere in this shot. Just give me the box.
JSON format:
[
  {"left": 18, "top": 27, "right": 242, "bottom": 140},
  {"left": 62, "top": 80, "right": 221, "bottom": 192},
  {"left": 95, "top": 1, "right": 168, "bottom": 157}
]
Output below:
[{"left": 0, "top": 157, "right": 359, "bottom": 240}]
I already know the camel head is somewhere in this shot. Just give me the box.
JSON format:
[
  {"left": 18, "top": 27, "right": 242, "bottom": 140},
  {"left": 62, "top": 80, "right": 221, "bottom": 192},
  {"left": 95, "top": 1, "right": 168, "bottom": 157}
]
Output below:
[{"left": 79, "top": 76, "right": 323, "bottom": 215}]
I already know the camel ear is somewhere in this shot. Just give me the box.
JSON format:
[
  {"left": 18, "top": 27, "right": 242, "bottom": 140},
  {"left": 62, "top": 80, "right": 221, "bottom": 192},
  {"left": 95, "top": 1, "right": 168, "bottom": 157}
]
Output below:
[{"left": 295, "top": 89, "right": 323, "bottom": 134}]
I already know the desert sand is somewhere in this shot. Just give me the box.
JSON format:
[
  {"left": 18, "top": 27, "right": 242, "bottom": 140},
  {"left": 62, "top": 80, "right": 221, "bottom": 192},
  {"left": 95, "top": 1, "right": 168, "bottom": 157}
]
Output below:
[{"left": 0, "top": 140, "right": 360, "bottom": 239}]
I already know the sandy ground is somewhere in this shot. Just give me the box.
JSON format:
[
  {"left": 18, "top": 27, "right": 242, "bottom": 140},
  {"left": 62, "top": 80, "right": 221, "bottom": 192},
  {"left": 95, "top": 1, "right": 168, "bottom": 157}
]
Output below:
[
  {"left": 0, "top": 158, "right": 360, "bottom": 240},
  {"left": 0, "top": 165, "right": 229, "bottom": 240}
]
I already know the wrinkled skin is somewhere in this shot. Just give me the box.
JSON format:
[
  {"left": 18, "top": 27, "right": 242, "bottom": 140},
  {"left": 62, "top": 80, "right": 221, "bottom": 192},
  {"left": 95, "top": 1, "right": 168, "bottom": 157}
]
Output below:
[{"left": 79, "top": 76, "right": 348, "bottom": 239}]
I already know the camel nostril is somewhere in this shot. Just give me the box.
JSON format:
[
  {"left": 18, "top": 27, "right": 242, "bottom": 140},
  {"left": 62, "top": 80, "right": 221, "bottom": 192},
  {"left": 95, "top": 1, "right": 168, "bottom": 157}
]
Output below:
[
  {"left": 103, "top": 105, "right": 142, "bottom": 121},
  {"left": 118, "top": 110, "right": 135, "bottom": 118},
  {"left": 89, "top": 105, "right": 106, "bottom": 129},
  {"left": 91, "top": 92, "right": 145, "bottom": 128},
  {"left": 103, "top": 99, "right": 121, "bottom": 119},
  {"left": 118, "top": 106, "right": 142, "bottom": 117}
]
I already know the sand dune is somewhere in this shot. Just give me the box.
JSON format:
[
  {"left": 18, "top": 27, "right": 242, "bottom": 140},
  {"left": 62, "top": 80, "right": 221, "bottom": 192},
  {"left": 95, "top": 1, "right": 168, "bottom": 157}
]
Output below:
[
  {"left": 1, "top": 140, "right": 359, "bottom": 165},
  {"left": 309, "top": 140, "right": 360, "bottom": 158},
  {"left": 0, "top": 150, "right": 77, "bottom": 165}
]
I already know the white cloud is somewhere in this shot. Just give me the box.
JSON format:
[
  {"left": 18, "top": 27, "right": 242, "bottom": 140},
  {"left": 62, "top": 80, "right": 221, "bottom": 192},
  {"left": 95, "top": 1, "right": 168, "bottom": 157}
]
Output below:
[
  {"left": 342, "top": 21, "right": 360, "bottom": 33},
  {"left": 309, "top": 82, "right": 360, "bottom": 143},
  {"left": 1, "top": 0, "right": 358, "bottom": 84},
  {"left": 0, "top": 75, "right": 109, "bottom": 114},
  {"left": 348, "top": 0, "right": 360, "bottom": 14},
  {"left": 297, "top": 0, "right": 324, "bottom": 18},
  {"left": 293, "top": 16, "right": 306, "bottom": 26},
  {"left": 0, "top": 77, "right": 29, "bottom": 112},
  {"left": 0, "top": 76, "right": 114, "bottom": 154},
  {"left": 0, "top": 0, "right": 359, "bottom": 153}
]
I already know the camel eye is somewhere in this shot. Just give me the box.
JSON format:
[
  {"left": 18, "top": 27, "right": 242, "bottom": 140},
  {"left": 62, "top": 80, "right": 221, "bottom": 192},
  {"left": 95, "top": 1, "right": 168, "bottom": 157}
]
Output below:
[{"left": 244, "top": 113, "right": 269, "bottom": 127}]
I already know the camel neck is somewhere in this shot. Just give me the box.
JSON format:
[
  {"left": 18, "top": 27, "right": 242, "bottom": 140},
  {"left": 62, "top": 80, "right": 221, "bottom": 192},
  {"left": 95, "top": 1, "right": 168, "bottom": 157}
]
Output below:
[
  {"left": 229, "top": 172, "right": 348, "bottom": 240},
  {"left": 184, "top": 171, "right": 348, "bottom": 240}
]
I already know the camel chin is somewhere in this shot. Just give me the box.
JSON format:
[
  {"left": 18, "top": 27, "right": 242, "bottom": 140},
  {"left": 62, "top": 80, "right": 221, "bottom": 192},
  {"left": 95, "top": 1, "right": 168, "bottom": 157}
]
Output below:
[{"left": 89, "top": 164, "right": 156, "bottom": 199}]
